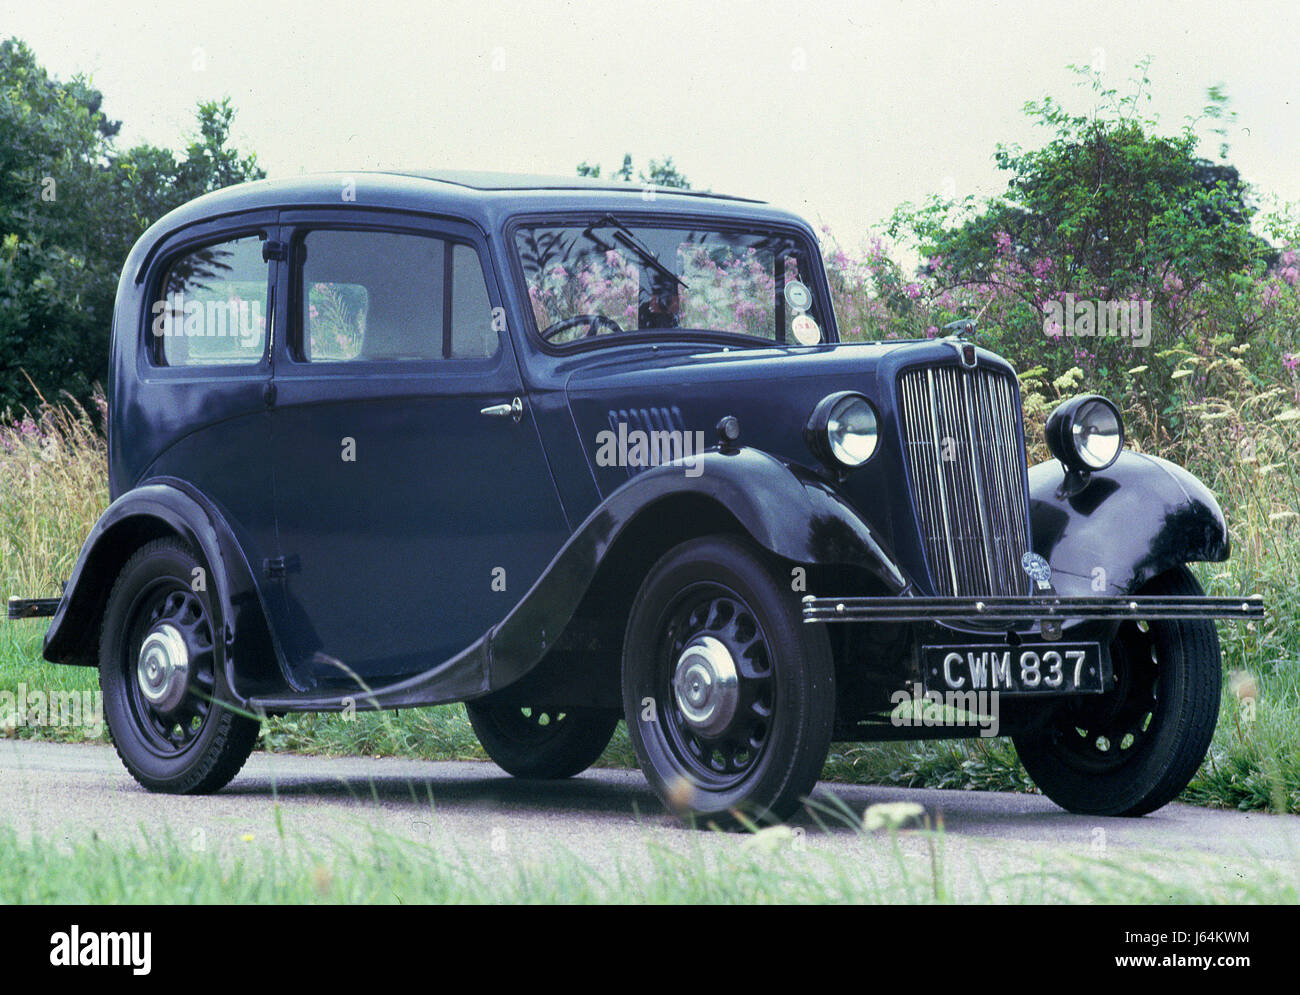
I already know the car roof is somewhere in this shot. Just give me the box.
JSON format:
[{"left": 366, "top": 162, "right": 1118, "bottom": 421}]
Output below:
[
  {"left": 127, "top": 170, "right": 811, "bottom": 282},
  {"left": 386, "top": 169, "right": 765, "bottom": 202}
]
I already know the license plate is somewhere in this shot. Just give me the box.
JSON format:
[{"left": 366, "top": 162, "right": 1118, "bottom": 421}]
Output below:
[{"left": 922, "top": 643, "right": 1106, "bottom": 695}]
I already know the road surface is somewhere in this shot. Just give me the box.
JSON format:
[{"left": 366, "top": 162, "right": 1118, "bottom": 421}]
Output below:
[{"left": 2, "top": 739, "right": 1297, "bottom": 900}]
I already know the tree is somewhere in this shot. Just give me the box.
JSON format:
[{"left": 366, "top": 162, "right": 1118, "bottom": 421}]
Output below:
[
  {"left": 890, "top": 62, "right": 1266, "bottom": 326},
  {"left": 0, "top": 38, "right": 264, "bottom": 413},
  {"left": 879, "top": 61, "right": 1279, "bottom": 439},
  {"left": 575, "top": 153, "right": 690, "bottom": 189}
]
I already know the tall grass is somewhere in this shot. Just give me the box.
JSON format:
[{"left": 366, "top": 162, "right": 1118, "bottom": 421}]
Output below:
[
  {"left": 0, "top": 386, "right": 107, "bottom": 600},
  {"left": 1, "top": 387, "right": 108, "bottom": 736}
]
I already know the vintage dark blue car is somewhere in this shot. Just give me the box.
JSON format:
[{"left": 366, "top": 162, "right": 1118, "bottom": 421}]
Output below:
[{"left": 8, "top": 171, "right": 1263, "bottom": 823}]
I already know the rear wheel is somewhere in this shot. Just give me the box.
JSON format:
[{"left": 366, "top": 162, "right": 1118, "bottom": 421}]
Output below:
[
  {"left": 99, "top": 537, "right": 260, "bottom": 793},
  {"left": 622, "top": 535, "right": 834, "bottom": 826},
  {"left": 466, "top": 702, "right": 618, "bottom": 779},
  {"left": 1013, "top": 566, "right": 1221, "bottom": 816}
]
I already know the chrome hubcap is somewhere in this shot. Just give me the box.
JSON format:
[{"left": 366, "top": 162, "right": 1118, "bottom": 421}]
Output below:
[
  {"left": 672, "top": 635, "right": 739, "bottom": 737},
  {"left": 137, "top": 624, "right": 190, "bottom": 713}
]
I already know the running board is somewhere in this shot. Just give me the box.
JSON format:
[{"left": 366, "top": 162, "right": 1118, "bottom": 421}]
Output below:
[
  {"left": 801, "top": 594, "right": 1265, "bottom": 624},
  {"left": 245, "top": 634, "right": 492, "bottom": 713}
]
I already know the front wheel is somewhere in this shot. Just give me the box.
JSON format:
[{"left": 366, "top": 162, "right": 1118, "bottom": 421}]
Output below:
[
  {"left": 622, "top": 535, "right": 835, "bottom": 825},
  {"left": 1013, "top": 566, "right": 1222, "bottom": 816}
]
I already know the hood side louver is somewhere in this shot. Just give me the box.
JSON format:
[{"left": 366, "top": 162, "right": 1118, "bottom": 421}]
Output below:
[{"left": 605, "top": 405, "right": 686, "bottom": 478}]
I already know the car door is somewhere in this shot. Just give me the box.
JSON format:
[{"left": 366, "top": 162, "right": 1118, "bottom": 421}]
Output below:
[{"left": 266, "top": 211, "right": 571, "bottom": 689}]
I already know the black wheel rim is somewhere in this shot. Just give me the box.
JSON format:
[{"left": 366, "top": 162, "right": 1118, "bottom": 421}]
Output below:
[
  {"left": 120, "top": 581, "right": 217, "bottom": 758},
  {"left": 1044, "top": 620, "right": 1160, "bottom": 773},
  {"left": 653, "top": 582, "right": 775, "bottom": 788}
]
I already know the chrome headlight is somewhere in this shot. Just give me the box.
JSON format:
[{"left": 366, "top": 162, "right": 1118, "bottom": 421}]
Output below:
[
  {"left": 1045, "top": 394, "right": 1124, "bottom": 472},
  {"left": 806, "top": 391, "right": 879, "bottom": 468}
]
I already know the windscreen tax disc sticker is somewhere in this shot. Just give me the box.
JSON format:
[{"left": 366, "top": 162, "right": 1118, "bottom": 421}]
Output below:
[
  {"left": 791, "top": 313, "right": 821, "bottom": 345},
  {"left": 784, "top": 280, "right": 812, "bottom": 313}
]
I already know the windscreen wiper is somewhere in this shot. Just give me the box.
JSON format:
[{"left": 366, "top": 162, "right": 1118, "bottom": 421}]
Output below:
[{"left": 582, "top": 214, "right": 689, "bottom": 289}]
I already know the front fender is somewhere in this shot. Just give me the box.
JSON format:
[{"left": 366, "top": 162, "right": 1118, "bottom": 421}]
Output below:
[
  {"left": 486, "top": 445, "right": 910, "bottom": 691},
  {"left": 1029, "top": 451, "right": 1230, "bottom": 598},
  {"left": 42, "top": 479, "right": 283, "bottom": 702}
]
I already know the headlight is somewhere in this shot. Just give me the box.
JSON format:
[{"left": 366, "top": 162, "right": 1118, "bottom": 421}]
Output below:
[
  {"left": 806, "top": 391, "right": 879, "bottom": 468},
  {"left": 1045, "top": 394, "right": 1124, "bottom": 472}
]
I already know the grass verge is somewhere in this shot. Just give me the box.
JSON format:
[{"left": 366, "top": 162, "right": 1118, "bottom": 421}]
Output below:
[{"left": 0, "top": 814, "right": 1295, "bottom": 904}]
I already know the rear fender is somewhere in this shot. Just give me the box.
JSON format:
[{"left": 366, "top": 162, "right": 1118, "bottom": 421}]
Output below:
[{"left": 41, "top": 479, "right": 285, "bottom": 701}]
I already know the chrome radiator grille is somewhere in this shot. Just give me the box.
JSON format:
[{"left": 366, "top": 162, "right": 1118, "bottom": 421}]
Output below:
[{"left": 898, "top": 364, "right": 1032, "bottom": 597}]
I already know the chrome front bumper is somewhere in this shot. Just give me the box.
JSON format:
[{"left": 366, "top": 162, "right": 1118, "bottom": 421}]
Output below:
[{"left": 801, "top": 594, "right": 1265, "bottom": 624}]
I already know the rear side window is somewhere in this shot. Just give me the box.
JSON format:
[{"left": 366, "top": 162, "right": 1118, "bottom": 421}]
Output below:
[
  {"left": 296, "top": 229, "right": 499, "bottom": 363},
  {"left": 150, "top": 234, "right": 269, "bottom": 366}
]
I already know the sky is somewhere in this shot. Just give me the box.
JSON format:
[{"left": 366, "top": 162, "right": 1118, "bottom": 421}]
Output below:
[{"left": 5, "top": 0, "right": 1298, "bottom": 248}]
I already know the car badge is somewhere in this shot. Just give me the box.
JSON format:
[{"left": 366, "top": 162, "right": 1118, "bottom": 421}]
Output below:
[
  {"left": 1021, "top": 552, "right": 1053, "bottom": 591},
  {"left": 943, "top": 338, "right": 978, "bottom": 368}
]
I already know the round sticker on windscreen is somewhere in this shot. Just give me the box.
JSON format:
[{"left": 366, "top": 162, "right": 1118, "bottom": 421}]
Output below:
[
  {"left": 784, "top": 280, "right": 812, "bottom": 313},
  {"left": 791, "top": 313, "right": 821, "bottom": 345}
]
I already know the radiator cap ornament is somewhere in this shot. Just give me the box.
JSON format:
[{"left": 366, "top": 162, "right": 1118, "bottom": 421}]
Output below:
[{"left": 1021, "top": 552, "right": 1053, "bottom": 591}]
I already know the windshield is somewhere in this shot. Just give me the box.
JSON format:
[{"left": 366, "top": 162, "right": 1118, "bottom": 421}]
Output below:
[{"left": 514, "top": 218, "right": 828, "bottom": 346}]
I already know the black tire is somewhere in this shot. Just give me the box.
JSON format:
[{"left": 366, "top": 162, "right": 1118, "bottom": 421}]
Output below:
[
  {"left": 99, "top": 537, "right": 260, "bottom": 793},
  {"left": 465, "top": 702, "right": 618, "bottom": 779},
  {"left": 1013, "top": 566, "right": 1221, "bottom": 816},
  {"left": 622, "top": 535, "right": 835, "bottom": 825}
]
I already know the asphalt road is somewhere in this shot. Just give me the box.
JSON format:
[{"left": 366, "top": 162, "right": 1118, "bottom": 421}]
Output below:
[{"left": 2, "top": 739, "right": 1298, "bottom": 900}]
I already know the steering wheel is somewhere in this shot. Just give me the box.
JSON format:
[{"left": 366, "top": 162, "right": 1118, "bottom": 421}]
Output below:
[{"left": 539, "top": 313, "right": 625, "bottom": 342}]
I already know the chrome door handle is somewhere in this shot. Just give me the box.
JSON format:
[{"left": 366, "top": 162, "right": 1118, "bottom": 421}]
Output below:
[{"left": 481, "top": 396, "right": 523, "bottom": 423}]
